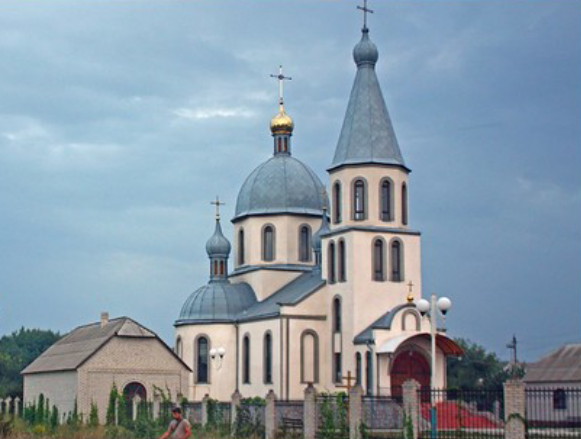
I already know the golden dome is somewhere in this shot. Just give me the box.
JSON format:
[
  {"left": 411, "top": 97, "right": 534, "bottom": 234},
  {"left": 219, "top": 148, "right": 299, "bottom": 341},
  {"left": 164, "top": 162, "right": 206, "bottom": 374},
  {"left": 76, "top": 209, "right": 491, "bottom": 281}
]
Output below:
[{"left": 270, "top": 104, "right": 294, "bottom": 135}]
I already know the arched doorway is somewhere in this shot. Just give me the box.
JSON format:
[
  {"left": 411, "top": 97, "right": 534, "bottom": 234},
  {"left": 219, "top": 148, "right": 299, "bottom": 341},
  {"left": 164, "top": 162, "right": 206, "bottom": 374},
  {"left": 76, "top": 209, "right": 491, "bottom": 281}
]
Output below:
[
  {"left": 390, "top": 350, "right": 430, "bottom": 400},
  {"left": 122, "top": 382, "right": 147, "bottom": 421}
]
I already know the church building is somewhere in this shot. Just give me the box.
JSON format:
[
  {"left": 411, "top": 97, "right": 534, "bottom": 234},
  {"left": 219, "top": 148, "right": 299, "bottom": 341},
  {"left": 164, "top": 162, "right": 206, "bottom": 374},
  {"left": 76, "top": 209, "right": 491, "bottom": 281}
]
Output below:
[{"left": 174, "top": 19, "right": 462, "bottom": 402}]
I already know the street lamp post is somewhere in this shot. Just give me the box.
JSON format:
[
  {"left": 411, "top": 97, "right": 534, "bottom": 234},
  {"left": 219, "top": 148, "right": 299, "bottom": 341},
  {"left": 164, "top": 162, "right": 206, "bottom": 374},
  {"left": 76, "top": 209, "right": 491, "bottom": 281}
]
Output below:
[
  {"left": 209, "top": 347, "right": 226, "bottom": 370},
  {"left": 416, "top": 294, "right": 452, "bottom": 439}
]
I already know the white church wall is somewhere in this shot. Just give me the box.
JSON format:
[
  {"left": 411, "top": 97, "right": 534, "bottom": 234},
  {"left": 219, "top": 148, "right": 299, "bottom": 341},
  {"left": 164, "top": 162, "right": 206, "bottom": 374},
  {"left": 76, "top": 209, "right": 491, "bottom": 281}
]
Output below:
[
  {"left": 230, "top": 269, "right": 301, "bottom": 302},
  {"left": 175, "top": 323, "right": 237, "bottom": 402},
  {"left": 233, "top": 215, "right": 321, "bottom": 271},
  {"left": 23, "top": 371, "right": 78, "bottom": 420}
]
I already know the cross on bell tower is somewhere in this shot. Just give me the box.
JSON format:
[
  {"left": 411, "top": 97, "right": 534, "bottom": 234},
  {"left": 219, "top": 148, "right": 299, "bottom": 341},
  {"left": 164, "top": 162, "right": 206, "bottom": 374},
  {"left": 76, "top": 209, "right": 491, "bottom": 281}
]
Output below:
[
  {"left": 270, "top": 65, "right": 292, "bottom": 106},
  {"left": 210, "top": 196, "right": 225, "bottom": 220},
  {"left": 357, "top": 0, "right": 374, "bottom": 31}
]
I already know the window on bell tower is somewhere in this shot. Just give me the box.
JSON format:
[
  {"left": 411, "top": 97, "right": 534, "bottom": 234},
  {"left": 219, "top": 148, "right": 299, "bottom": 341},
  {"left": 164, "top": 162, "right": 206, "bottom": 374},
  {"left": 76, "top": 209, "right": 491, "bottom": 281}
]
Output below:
[
  {"left": 380, "top": 179, "right": 392, "bottom": 222},
  {"left": 333, "top": 181, "right": 342, "bottom": 224},
  {"left": 262, "top": 225, "right": 275, "bottom": 261},
  {"left": 353, "top": 179, "right": 366, "bottom": 220}
]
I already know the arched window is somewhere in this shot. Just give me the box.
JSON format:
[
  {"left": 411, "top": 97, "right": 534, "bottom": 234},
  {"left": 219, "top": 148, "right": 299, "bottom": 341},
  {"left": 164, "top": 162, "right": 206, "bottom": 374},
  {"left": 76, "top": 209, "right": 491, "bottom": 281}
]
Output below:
[
  {"left": 299, "top": 225, "right": 312, "bottom": 262},
  {"left": 301, "top": 330, "right": 319, "bottom": 383},
  {"left": 355, "top": 353, "right": 362, "bottom": 385},
  {"left": 328, "top": 241, "right": 336, "bottom": 283},
  {"left": 353, "top": 179, "right": 366, "bottom": 220},
  {"left": 402, "top": 310, "right": 420, "bottom": 331},
  {"left": 380, "top": 179, "right": 392, "bottom": 221},
  {"left": 175, "top": 337, "right": 183, "bottom": 359},
  {"left": 338, "top": 239, "right": 346, "bottom": 282},
  {"left": 391, "top": 240, "right": 403, "bottom": 282},
  {"left": 196, "top": 336, "right": 209, "bottom": 383},
  {"left": 264, "top": 332, "right": 273, "bottom": 384},
  {"left": 277, "top": 137, "right": 282, "bottom": 153},
  {"left": 373, "top": 239, "right": 385, "bottom": 281},
  {"left": 365, "top": 351, "right": 373, "bottom": 395},
  {"left": 242, "top": 335, "right": 251, "bottom": 384},
  {"left": 333, "top": 297, "right": 342, "bottom": 333},
  {"left": 262, "top": 225, "right": 275, "bottom": 262},
  {"left": 333, "top": 181, "right": 342, "bottom": 224},
  {"left": 238, "top": 229, "right": 245, "bottom": 265},
  {"left": 213, "top": 260, "right": 218, "bottom": 276},
  {"left": 333, "top": 352, "right": 342, "bottom": 383},
  {"left": 402, "top": 183, "right": 408, "bottom": 225},
  {"left": 219, "top": 260, "right": 225, "bottom": 275},
  {"left": 554, "top": 389, "right": 567, "bottom": 410}
]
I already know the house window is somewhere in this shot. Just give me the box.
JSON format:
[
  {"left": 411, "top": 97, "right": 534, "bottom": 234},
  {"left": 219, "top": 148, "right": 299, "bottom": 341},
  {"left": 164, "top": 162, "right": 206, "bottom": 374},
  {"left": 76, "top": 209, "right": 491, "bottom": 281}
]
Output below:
[
  {"left": 373, "top": 239, "right": 385, "bottom": 281},
  {"left": 238, "top": 229, "right": 245, "bottom": 265},
  {"left": 333, "top": 297, "right": 342, "bottom": 333},
  {"left": 196, "top": 336, "right": 209, "bottom": 383},
  {"left": 391, "top": 240, "right": 403, "bottom": 282},
  {"left": 299, "top": 225, "right": 312, "bottom": 262},
  {"left": 402, "top": 183, "right": 408, "bottom": 225},
  {"left": 333, "top": 181, "right": 342, "bottom": 224},
  {"left": 264, "top": 332, "right": 273, "bottom": 384},
  {"left": 263, "top": 225, "right": 275, "bottom": 261},
  {"left": 381, "top": 179, "right": 392, "bottom": 221},
  {"left": 353, "top": 179, "right": 366, "bottom": 220},
  {"left": 338, "top": 239, "right": 346, "bottom": 282},
  {"left": 328, "top": 241, "right": 336, "bottom": 283},
  {"left": 554, "top": 389, "right": 567, "bottom": 410},
  {"left": 243, "top": 335, "right": 251, "bottom": 384}
]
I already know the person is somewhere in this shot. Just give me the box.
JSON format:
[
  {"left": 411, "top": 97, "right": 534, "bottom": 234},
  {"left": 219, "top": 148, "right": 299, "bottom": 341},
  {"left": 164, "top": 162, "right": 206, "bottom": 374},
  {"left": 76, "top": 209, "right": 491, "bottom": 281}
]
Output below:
[{"left": 159, "top": 406, "right": 192, "bottom": 439}]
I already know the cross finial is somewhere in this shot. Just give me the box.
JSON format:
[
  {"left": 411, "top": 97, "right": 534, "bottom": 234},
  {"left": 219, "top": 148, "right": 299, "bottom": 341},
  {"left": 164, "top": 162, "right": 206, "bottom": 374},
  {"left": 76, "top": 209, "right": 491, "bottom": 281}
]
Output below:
[
  {"left": 270, "top": 65, "right": 292, "bottom": 106},
  {"left": 210, "top": 196, "right": 225, "bottom": 220},
  {"left": 407, "top": 281, "right": 415, "bottom": 303},
  {"left": 357, "top": 0, "right": 374, "bottom": 30}
]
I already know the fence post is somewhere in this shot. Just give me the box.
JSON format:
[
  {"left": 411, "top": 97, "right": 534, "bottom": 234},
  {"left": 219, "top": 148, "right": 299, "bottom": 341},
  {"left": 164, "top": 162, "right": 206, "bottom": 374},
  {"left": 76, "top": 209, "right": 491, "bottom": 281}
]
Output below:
[
  {"left": 304, "top": 384, "right": 317, "bottom": 439},
  {"left": 201, "top": 394, "right": 210, "bottom": 427},
  {"left": 349, "top": 385, "right": 363, "bottom": 439},
  {"left": 504, "top": 379, "right": 525, "bottom": 439},
  {"left": 265, "top": 390, "right": 277, "bottom": 439},
  {"left": 231, "top": 390, "right": 242, "bottom": 431},
  {"left": 14, "top": 397, "right": 21, "bottom": 418},
  {"left": 403, "top": 379, "right": 420, "bottom": 439}
]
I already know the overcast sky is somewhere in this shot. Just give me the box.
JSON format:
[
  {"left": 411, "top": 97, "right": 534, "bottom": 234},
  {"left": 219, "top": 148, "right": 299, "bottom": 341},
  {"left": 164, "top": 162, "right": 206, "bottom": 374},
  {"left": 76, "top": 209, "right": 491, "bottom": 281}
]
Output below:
[{"left": 0, "top": 0, "right": 579, "bottom": 362}]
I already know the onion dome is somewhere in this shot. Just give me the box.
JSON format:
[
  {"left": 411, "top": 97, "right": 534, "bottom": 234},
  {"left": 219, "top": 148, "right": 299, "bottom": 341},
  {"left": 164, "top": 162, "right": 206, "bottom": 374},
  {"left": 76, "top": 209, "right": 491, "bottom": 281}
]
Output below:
[
  {"left": 353, "top": 28, "right": 379, "bottom": 66},
  {"left": 175, "top": 282, "right": 257, "bottom": 325},
  {"left": 270, "top": 104, "right": 294, "bottom": 135},
  {"left": 205, "top": 219, "right": 231, "bottom": 258}
]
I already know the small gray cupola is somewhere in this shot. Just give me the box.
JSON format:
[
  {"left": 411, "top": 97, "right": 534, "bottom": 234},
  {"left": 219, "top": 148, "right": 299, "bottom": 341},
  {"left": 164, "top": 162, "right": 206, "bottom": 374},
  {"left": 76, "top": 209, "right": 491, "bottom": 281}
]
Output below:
[
  {"left": 329, "top": 23, "right": 408, "bottom": 172},
  {"left": 207, "top": 197, "right": 231, "bottom": 282},
  {"left": 269, "top": 65, "right": 294, "bottom": 156}
]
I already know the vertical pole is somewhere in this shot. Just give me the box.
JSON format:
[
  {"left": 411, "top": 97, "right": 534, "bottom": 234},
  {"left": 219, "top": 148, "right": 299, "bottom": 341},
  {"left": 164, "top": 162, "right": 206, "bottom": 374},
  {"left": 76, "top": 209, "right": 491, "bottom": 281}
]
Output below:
[{"left": 430, "top": 294, "right": 438, "bottom": 439}]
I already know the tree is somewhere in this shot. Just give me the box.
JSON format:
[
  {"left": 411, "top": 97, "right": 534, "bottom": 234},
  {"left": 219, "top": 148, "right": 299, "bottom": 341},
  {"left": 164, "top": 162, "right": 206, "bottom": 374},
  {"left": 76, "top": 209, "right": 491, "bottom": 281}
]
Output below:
[
  {"left": 447, "top": 338, "right": 510, "bottom": 390},
  {"left": 0, "top": 328, "right": 61, "bottom": 398}
]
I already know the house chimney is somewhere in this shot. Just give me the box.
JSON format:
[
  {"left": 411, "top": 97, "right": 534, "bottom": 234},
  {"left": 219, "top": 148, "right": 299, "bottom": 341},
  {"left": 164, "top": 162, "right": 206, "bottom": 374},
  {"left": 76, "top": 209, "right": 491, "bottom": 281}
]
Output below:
[{"left": 100, "top": 312, "right": 109, "bottom": 327}]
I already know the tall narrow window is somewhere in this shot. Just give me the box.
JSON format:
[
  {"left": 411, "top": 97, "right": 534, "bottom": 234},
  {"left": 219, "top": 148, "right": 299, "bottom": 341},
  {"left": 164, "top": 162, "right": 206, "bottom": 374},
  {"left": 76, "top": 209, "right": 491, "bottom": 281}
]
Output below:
[
  {"left": 263, "top": 225, "right": 275, "bottom": 261},
  {"left": 381, "top": 179, "right": 392, "bottom": 221},
  {"left": 238, "top": 229, "right": 245, "bottom": 265},
  {"left": 353, "top": 179, "right": 366, "bottom": 220},
  {"left": 373, "top": 239, "right": 385, "bottom": 281},
  {"left": 299, "top": 225, "right": 312, "bottom": 262},
  {"left": 334, "top": 353, "right": 342, "bottom": 383},
  {"left": 333, "top": 181, "right": 342, "bottom": 224},
  {"left": 402, "top": 183, "right": 408, "bottom": 225},
  {"left": 333, "top": 297, "right": 342, "bottom": 333},
  {"left": 328, "top": 241, "right": 336, "bottom": 283},
  {"left": 355, "top": 353, "right": 362, "bottom": 385},
  {"left": 338, "top": 239, "right": 346, "bottom": 282},
  {"left": 301, "top": 331, "right": 319, "bottom": 383},
  {"left": 365, "top": 351, "right": 373, "bottom": 395},
  {"left": 196, "top": 337, "right": 209, "bottom": 383},
  {"left": 243, "top": 335, "right": 250, "bottom": 384},
  {"left": 264, "top": 332, "right": 273, "bottom": 384},
  {"left": 391, "top": 240, "right": 403, "bottom": 282},
  {"left": 176, "top": 337, "right": 183, "bottom": 359},
  {"left": 219, "top": 260, "right": 225, "bottom": 275}
]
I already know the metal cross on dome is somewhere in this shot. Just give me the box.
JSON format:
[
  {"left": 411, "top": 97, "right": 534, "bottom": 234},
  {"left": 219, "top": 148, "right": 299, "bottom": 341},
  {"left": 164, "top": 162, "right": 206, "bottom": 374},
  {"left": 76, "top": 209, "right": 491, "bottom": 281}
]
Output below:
[
  {"left": 357, "top": 0, "right": 374, "bottom": 30},
  {"left": 270, "top": 65, "right": 292, "bottom": 106},
  {"left": 210, "top": 196, "right": 225, "bottom": 220}
]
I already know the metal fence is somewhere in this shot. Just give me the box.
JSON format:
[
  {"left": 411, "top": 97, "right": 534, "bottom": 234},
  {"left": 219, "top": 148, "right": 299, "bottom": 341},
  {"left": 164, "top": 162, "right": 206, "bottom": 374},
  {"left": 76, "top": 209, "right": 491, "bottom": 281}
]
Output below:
[
  {"left": 525, "top": 388, "right": 581, "bottom": 438},
  {"left": 417, "top": 389, "right": 504, "bottom": 439},
  {"left": 362, "top": 395, "right": 404, "bottom": 431},
  {"left": 183, "top": 402, "right": 203, "bottom": 425},
  {"left": 276, "top": 400, "right": 304, "bottom": 432}
]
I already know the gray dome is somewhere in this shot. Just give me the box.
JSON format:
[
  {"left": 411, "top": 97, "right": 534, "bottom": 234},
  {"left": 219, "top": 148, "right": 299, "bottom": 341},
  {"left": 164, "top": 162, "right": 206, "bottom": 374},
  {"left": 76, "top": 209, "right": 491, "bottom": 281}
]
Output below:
[
  {"left": 234, "top": 155, "right": 327, "bottom": 221},
  {"left": 205, "top": 220, "right": 231, "bottom": 257},
  {"left": 175, "top": 282, "right": 257, "bottom": 325},
  {"left": 353, "top": 29, "right": 378, "bottom": 66}
]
